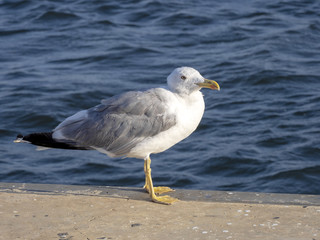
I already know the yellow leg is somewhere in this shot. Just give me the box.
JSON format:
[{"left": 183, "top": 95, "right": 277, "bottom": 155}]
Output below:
[
  {"left": 143, "top": 156, "right": 178, "bottom": 205},
  {"left": 143, "top": 158, "right": 174, "bottom": 195}
]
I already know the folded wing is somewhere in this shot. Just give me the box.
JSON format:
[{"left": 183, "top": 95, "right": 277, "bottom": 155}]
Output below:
[{"left": 53, "top": 89, "right": 176, "bottom": 157}]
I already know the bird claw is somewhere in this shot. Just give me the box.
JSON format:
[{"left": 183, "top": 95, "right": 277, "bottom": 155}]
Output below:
[
  {"left": 144, "top": 185, "right": 175, "bottom": 195},
  {"left": 151, "top": 194, "right": 179, "bottom": 205},
  {"left": 154, "top": 186, "right": 175, "bottom": 194}
]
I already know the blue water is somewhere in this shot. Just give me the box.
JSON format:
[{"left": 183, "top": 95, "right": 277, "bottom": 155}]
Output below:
[{"left": 1, "top": 0, "right": 319, "bottom": 195}]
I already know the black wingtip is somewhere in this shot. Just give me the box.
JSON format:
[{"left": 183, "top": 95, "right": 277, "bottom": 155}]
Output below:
[
  {"left": 15, "top": 132, "right": 90, "bottom": 150},
  {"left": 14, "top": 134, "right": 25, "bottom": 143}
]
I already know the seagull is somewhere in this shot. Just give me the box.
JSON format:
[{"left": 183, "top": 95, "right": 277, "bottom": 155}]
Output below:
[{"left": 14, "top": 67, "right": 220, "bottom": 204}]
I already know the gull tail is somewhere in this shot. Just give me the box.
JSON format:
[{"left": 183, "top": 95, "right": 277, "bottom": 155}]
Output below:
[{"left": 14, "top": 132, "right": 90, "bottom": 150}]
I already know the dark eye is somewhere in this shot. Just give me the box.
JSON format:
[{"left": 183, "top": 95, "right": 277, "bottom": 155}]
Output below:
[{"left": 181, "top": 75, "right": 186, "bottom": 80}]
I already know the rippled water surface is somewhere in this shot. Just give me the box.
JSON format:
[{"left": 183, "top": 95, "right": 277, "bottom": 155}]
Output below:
[{"left": 1, "top": 0, "right": 319, "bottom": 194}]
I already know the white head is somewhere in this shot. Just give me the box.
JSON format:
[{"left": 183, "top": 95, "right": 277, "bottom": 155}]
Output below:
[{"left": 167, "top": 67, "right": 220, "bottom": 95}]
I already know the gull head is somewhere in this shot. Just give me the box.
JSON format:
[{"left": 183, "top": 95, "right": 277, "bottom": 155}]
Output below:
[{"left": 167, "top": 67, "right": 220, "bottom": 95}]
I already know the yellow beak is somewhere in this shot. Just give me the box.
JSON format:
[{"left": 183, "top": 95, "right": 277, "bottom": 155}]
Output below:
[{"left": 197, "top": 79, "right": 220, "bottom": 91}]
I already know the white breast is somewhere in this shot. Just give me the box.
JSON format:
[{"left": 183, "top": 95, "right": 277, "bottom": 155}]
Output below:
[{"left": 127, "top": 91, "right": 205, "bottom": 159}]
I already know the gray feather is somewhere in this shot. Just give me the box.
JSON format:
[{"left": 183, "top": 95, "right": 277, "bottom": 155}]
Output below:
[{"left": 53, "top": 88, "right": 176, "bottom": 157}]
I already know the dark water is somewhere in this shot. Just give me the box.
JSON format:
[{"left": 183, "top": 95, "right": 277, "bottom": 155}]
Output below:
[{"left": 1, "top": 0, "right": 319, "bottom": 195}]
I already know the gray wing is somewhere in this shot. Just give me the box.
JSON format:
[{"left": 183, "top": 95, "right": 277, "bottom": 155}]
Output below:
[{"left": 53, "top": 88, "right": 176, "bottom": 157}]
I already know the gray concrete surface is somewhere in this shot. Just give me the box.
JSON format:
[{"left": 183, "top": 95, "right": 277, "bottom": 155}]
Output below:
[{"left": 0, "top": 182, "right": 319, "bottom": 240}]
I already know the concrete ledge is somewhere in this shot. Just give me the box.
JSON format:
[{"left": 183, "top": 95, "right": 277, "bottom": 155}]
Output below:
[
  {"left": 1, "top": 182, "right": 319, "bottom": 206},
  {"left": 0, "top": 182, "right": 319, "bottom": 240}
]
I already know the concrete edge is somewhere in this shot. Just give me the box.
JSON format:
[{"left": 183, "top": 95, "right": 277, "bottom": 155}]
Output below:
[{"left": 0, "top": 182, "right": 319, "bottom": 206}]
